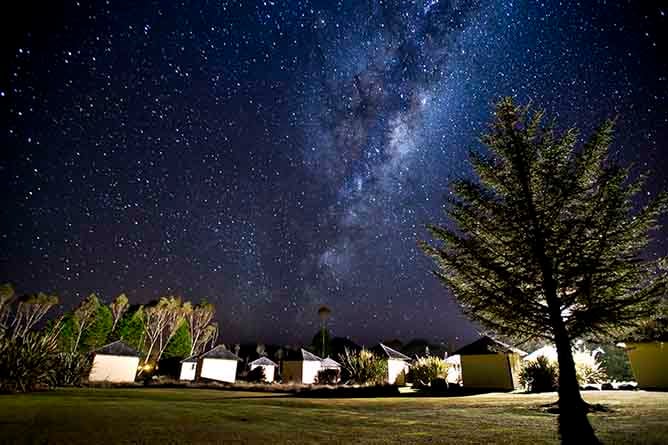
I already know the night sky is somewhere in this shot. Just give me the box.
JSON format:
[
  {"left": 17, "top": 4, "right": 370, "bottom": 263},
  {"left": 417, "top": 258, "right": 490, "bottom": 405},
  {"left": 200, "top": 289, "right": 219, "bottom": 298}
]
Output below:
[{"left": 2, "top": 1, "right": 667, "bottom": 346}]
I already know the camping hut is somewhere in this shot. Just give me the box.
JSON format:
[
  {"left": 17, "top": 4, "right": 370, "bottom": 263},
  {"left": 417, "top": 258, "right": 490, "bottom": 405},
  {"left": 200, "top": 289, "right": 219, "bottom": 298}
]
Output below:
[
  {"left": 616, "top": 316, "right": 668, "bottom": 389},
  {"left": 88, "top": 340, "right": 140, "bottom": 383},
  {"left": 454, "top": 336, "right": 526, "bottom": 391},
  {"left": 198, "top": 345, "right": 241, "bottom": 383},
  {"left": 620, "top": 341, "right": 668, "bottom": 389},
  {"left": 378, "top": 343, "right": 410, "bottom": 385},
  {"left": 319, "top": 356, "right": 342, "bottom": 383},
  {"left": 179, "top": 354, "right": 198, "bottom": 381},
  {"left": 250, "top": 356, "right": 279, "bottom": 383},
  {"left": 281, "top": 348, "right": 322, "bottom": 384}
]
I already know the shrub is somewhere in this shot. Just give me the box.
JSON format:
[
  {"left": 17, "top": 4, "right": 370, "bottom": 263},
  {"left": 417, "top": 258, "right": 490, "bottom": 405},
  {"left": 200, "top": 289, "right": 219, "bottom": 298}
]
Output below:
[
  {"left": 246, "top": 366, "right": 266, "bottom": 383},
  {"left": 316, "top": 368, "right": 340, "bottom": 385},
  {"left": 0, "top": 330, "right": 60, "bottom": 393},
  {"left": 575, "top": 359, "right": 608, "bottom": 385},
  {"left": 520, "top": 343, "right": 609, "bottom": 392},
  {"left": 338, "top": 348, "right": 387, "bottom": 385},
  {"left": 573, "top": 345, "right": 608, "bottom": 385},
  {"left": 409, "top": 356, "right": 448, "bottom": 387},
  {"left": 520, "top": 356, "right": 559, "bottom": 393},
  {"left": 51, "top": 352, "right": 92, "bottom": 386}
]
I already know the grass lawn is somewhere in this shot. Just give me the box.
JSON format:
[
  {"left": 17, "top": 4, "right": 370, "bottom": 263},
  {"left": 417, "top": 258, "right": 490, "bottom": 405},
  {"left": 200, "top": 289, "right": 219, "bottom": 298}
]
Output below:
[{"left": 0, "top": 388, "right": 666, "bottom": 444}]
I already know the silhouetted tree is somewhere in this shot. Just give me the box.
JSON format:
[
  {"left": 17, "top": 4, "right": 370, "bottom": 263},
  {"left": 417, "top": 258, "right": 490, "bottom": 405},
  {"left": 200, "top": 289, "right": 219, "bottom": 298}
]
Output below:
[{"left": 421, "top": 98, "right": 668, "bottom": 444}]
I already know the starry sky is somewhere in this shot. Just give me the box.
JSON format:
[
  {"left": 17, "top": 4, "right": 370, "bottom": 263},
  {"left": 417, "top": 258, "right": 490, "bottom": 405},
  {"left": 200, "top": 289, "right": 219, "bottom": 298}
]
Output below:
[{"left": 2, "top": 1, "right": 667, "bottom": 346}]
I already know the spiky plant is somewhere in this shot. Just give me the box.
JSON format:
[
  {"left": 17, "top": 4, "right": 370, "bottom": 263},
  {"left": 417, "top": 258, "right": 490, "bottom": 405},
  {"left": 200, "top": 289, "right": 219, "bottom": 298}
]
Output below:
[
  {"left": 0, "top": 329, "right": 60, "bottom": 393},
  {"left": 410, "top": 356, "right": 448, "bottom": 387},
  {"left": 338, "top": 348, "right": 387, "bottom": 385}
]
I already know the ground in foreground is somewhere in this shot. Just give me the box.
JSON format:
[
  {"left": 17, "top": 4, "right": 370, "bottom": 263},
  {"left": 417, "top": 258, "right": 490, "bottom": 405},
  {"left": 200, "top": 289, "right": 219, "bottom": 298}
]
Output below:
[{"left": 0, "top": 388, "right": 666, "bottom": 444}]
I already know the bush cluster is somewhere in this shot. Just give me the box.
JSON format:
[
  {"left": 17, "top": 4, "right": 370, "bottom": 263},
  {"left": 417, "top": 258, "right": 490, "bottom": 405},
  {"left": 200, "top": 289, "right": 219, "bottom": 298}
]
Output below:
[
  {"left": 246, "top": 366, "right": 266, "bottom": 383},
  {"left": 409, "top": 356, "right": 448, "bottom": 387},
  {"left": 0, "top": 331, "right": 60, "bottom": 392},
  {"left": 338, "top": 348, "right": 387, "bottom": 385},
  {"left": 316, "top": 368, "right": 340, "bottom": 385},
  {"left": 520, "top": 356, "right": 559, "bottom": 393}
]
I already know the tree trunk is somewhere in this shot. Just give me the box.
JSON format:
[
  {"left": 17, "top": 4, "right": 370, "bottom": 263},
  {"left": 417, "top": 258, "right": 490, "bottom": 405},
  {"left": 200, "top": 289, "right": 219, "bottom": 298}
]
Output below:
[
  {"left": 553, "top": 318, "right": 600, "bottom": 444},
  {"left": 514, "top": 145, "right": 599, "bottom": 444}
]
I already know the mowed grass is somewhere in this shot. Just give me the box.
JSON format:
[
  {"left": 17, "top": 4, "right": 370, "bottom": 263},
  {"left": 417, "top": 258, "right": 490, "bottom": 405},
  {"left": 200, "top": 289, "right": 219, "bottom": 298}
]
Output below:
[{"left": 0, "top": 388, "right": 666, "bottom": 444}]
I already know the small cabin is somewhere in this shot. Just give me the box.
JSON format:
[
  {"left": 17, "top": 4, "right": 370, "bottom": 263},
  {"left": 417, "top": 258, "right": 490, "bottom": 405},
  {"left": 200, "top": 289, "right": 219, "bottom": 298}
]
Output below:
[
  {"left": 281, "top": 349, "right": 322, "bottom": 384},
  {"left": 455, "top": 336, "right": 526, "bottom": 391},
  {"left": 377, "top": 343, "right": 410, "bottom": 385},
  {"left": 619, "top": 341, "right": 668, "bottom": 389},
  {"left": 179, "top": 354, "right": 198, "bottom": 381},
  {"left": 249, "top": 356, "right": 279, "bottom": 383},
  {"left": 319, "top": 356, "right": 342, "bottom": 383},
  {"left": 198, "top": 345, "right": 241, "bottom": 383},
  {"left": 88, "top": 340, "right": 140, "bottom": 383}
]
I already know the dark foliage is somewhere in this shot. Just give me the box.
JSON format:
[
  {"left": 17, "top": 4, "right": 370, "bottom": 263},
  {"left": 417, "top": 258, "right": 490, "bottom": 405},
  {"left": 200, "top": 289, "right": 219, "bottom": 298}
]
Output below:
[
  {"left": 598, "top": 345, "right": 633, "bottom": 381},
  {"left": 338, "top": 348, "right": 387, "bottom": 385},
  {"left": 521, "top": 357, "right": 559, "bottom": 393},
  {"left": 0, "top": 331, "right": 59, "bottom": 393},
  {"left": 246, "top": 366, "right": 266, "bottom": 383},
  {"left": 316, "top": 368, "right": 341, "bottom": 385},
  {"left": 51, "top": 352, "right": 92, "bottom": 386}
]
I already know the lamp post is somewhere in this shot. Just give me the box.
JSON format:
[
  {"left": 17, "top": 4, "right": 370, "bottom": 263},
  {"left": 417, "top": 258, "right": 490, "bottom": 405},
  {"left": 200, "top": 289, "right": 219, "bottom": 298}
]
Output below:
[{"left": 318, "top": 305, "right": 331, "bottom": 356}]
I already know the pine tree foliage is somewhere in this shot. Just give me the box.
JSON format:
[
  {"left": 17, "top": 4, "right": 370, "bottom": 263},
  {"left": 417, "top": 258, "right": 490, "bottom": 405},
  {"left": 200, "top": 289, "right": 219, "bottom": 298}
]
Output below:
[
  {"left": 421, "top": 98, "right": 668, "bottom": 343},
  {"left": 421, "top": 98, "right": 668, "bottom": 443}
]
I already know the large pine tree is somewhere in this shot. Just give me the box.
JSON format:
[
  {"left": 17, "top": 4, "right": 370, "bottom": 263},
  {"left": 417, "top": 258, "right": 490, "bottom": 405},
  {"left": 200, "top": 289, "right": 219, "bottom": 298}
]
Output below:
[{"left": 421, "top": 98, "right": 668, "bottom": 444}]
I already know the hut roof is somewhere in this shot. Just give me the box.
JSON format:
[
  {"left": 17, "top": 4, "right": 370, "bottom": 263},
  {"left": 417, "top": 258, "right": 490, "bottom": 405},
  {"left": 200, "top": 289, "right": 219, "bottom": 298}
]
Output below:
[
  {"left": 250, "top": 356, "right": 278, "bottom": 367},
  {"left": 200, "top": 345, "right": 241, "bottom": 361},
  {"left": 454, "top": 336, "right": 526, "bottom": 356},
  {"left": 379, "top": 343, "right": 411, "bottom": 361},
  {"left": 523, "top": 345, "right": 558, "bottom": 362},
  {"left": 281, "top": 347, "right": 322, "bottom": 361},
  {"left": 180, "top": 354, "right": 199, "bottom": 363},
  {"left": 93, "top": 340, "right": 140, "bottom": 357},
  {"left": 321, "top": 357, "right": 341, "bottom": 368},
  {"left": 300, "top": 348, "right": 322, "bottom": 361}
]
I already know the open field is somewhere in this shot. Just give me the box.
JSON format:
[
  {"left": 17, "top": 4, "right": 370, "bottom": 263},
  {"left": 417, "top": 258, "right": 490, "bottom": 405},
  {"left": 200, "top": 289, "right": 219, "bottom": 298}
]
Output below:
[{"left": 0, "top": 388, "right": 666, "bottom": 444}]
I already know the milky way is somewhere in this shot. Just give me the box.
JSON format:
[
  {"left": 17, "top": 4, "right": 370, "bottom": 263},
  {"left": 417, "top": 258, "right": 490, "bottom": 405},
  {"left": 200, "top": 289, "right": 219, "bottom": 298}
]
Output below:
[{"left": 1, "top": 1, "right": 666, "bottom": 345}]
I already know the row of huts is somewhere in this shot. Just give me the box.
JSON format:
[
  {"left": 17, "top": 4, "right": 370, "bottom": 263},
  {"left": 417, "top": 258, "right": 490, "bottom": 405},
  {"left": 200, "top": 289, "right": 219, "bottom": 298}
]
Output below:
[
  {"left": 88, "top": 336, "right": 668, "bottom": 390},
  {"left": 87, "top": 341, "right": 411, "bottom": 385}
]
